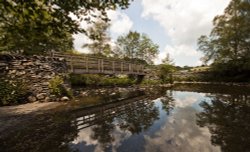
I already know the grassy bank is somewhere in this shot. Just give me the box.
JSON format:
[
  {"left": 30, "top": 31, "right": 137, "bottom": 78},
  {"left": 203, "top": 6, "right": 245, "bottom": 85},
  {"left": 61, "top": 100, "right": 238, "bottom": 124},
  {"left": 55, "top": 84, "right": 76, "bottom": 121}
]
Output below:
[{"left": 173, "top": 71, "right": 250, "bottom": 83}]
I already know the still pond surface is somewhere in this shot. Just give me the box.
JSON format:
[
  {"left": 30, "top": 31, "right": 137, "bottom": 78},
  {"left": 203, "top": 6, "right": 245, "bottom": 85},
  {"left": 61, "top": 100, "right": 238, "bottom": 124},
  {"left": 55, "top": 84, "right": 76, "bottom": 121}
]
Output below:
[{"left": 1, "top": 84, "right": 250, "bottom": 152}]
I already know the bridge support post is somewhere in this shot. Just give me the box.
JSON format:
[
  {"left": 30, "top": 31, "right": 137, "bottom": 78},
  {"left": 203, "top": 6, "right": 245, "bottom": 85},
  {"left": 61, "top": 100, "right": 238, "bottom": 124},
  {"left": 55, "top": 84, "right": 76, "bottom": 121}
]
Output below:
[
  {"left": 112, "top": 61, "right": 115, "bottom": 73},
  {"left": 101, "top": 59, "right": 104, "bottom": 72},
  {"left": 86, "top": 57, "right": 89, "bottom": 72},
  {"left": 121, "top": 62, "right": 123, "bottom": 73},
  {"left": 70, "top": 56, "right": 73, "bottom": 73}
]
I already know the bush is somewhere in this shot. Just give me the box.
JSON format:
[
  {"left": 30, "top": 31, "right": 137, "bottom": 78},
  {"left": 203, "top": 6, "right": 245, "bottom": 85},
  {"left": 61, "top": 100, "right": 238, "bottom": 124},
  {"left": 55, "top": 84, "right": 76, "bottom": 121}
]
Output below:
[
  {"left": 141, "top": 79, "right": 161, "bottom": 85},
  {"left": 69, "top": 74, "right": 136, "bottom": 86},
  {"left": 0, "top": 78, "right": 29, "bottom": 106},
  {"left": 100, "top": 77, "right": 135, "bottom": 86},
  {"left": 49, "top": 76, "right": 72, "bottom": 98},
  {"left": 158, "top": 64, "right": 175, "bottom": 84}
]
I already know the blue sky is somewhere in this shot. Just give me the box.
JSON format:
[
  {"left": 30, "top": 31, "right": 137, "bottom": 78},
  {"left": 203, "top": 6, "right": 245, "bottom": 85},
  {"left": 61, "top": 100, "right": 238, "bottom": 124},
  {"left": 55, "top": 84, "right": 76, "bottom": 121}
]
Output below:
[{"left": 74, "top": 0, "right": 230, "bottom": 66}]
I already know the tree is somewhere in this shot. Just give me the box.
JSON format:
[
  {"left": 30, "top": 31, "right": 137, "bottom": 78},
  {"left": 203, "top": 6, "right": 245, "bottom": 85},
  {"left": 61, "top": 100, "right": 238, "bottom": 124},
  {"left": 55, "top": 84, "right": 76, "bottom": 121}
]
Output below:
[
  {"left": 158, "top": 64, "right": 175, "bottom": 83},
  {"left": 83, "top": 20, "right": 112, "bottom": 57},
  {"left": 0, "top": 0, "right": 132, "bottom": 54},
  {"left": 158, "top": 53, "right": 175, "bottom": 83},
  {"left": 162, "top": 53, "right": 174, "bottom": 65},
  {"left": 197, "top": 0, "right": 250, "bottom": 75},
  {"left": 116, "top": 31, "right": 159, "bottom": 64}
]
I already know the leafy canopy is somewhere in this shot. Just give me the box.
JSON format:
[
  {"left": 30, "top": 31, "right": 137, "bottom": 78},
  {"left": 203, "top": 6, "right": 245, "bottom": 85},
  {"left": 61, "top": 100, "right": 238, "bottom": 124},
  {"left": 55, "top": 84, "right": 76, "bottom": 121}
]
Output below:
[
  {"left": 197, "top": 0, "right": 250, "bottom": 73},
  {"left": 83, "top": 20, "right": 112, "bottom": 57},
  {"left": 115, "top": 31, "right": 159, "bottom": 64},
  {"left": 0, "top": 0, "right": 132, "bottom": 54}
]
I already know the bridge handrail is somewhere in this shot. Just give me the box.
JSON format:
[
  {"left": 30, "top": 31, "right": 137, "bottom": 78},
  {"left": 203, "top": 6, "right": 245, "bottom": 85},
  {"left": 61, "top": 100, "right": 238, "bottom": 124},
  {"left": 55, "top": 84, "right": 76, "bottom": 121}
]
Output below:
[
  {"left": 50, "top": 52, "right": 146, "bottom": 75},
  {"left": 51, "top": 52, "right": 145, "bottom": 65}
]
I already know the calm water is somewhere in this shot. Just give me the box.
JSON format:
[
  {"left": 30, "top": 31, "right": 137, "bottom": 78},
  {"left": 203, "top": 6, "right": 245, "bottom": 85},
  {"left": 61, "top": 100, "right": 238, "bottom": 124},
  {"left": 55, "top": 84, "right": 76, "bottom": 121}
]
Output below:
[{"left": 1, "top": 84, "right": 250, "bottom": 152}]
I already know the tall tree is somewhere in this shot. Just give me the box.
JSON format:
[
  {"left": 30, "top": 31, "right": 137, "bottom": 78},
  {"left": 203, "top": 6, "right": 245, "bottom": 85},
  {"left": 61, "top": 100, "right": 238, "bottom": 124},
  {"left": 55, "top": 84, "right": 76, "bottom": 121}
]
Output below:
[
  {"left": 197, "top": 0, "right": 250, "bottom": 74},
  {"left": 116, "top": 31, "right": 159, "bottom": 64},
  {"left": 158, "top": 53, "right": 175, "bottom": 83},
  {"left": 83, "top": 20, "right": 111, "bottom": 56},
  {"left": 0, "top": 0, "right": 132, "bottom": 54},
  {"left": 162, "top": 53, "right": 174, "bottom": 65}
]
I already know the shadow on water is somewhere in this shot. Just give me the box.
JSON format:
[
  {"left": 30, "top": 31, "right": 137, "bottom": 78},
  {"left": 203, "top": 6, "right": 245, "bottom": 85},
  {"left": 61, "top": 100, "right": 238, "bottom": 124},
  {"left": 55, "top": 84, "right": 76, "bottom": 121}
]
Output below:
[
  {"left": 196, "top": 94, "right": 250, "bottom": 152},
  {"left": 0, "top": 88, "right": 163, "bottom": 152},
  {"left": 0, "top": 84, "right": 250, "bottom": 152}
]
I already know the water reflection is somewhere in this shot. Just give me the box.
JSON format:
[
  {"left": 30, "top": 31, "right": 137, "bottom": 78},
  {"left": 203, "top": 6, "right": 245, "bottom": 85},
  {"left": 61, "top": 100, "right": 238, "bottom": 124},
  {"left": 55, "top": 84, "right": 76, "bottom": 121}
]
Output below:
[
  {"left": 0, "top": 113, "right": 79, "bottom": 152},
  {"left": 160, "top": 90, "right": 175, "bottom": 115},
  {"left": 197, "top": 94, "right": 250, "bottom": 152},
  {"left": 144, "top": 91, "right": 220, "bottom": 152},
  {"left": 1, "top": 85, "right": 250, "bottom": 152},
  {"left": 71, "top": 99, "right": 160, "bottom": 151}
]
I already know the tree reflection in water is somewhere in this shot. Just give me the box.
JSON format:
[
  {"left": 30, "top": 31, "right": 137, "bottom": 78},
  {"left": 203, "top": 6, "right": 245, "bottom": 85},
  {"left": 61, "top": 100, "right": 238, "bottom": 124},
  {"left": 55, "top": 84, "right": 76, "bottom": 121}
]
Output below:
[
  {"left": 90, "top": 116, "right": 115, "bottom": 150},
  {"left": 82, "top": 99, "right": 160, "bottom": 151},
  {"left": 117, "top": 100, "right": 159, "bottom": 134},
  {"left": 160, "top": 90, "right": 175, "bottom": 115},
  {"left": 196, "top": 94, "right": 250, "bottom": 152}
]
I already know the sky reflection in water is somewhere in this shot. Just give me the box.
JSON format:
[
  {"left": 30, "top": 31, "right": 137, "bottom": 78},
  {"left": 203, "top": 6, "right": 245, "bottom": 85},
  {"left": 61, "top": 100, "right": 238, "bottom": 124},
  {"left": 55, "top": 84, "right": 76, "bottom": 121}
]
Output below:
[
  {"left": 70, "top": 90, "right": 232, "bottom": 152},
  {"left": 1, "top": 85, "right": 249, "bottom": 152}
]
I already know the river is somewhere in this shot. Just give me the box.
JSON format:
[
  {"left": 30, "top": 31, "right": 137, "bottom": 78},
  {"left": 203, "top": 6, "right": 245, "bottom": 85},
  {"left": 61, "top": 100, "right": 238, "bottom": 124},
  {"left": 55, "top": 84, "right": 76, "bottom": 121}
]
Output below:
[{"left": 0, "top": 84, "right": 250, "bottom": 152}]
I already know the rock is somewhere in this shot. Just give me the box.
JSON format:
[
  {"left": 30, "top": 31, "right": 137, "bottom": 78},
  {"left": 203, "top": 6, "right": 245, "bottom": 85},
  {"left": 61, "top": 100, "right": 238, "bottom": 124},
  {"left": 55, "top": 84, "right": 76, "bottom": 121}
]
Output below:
[
  {"left": 61, "top": 96, "right": 70, "bottom": 102},
  {"left": 36, "top": 93, "right": 46, "bottom": 100},
  {"left": 42, "top": 82, "right": 49, "bottom": 86},
  {"left": 110, "top": 92, "right": 116, "bottom": 95},
  {"left": 44, "top": 97, "right": 51, "bottom": 102},
  {"left": 8, "top": 70, "right": 16, "bottom": 74},
  {"left": 80, "top": 91, "right": 88, "bottom": 97},
  {"left": 28, "top": 96, "right": 37, "bottom": 102},
  {"left": 16, "top": 71, "right": 26, "bottom": 76},
  {"left": 22, "top": 62, "right": 33, "bottom": 66}
]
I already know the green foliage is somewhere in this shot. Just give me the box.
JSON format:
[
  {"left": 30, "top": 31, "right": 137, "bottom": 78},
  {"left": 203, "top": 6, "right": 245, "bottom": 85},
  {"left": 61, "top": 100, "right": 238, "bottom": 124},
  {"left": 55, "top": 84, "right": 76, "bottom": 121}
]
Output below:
[
  {"left": 49, "top": 76, "right": 72, "bottom": 98},
  {"left": 83, "top": 20, "right": 112, "bottom": 57},
  {"left": 158, "top": 64, "right": 175, "bottom": 84},
  {"left": 0, "top": 78, "right": 28, "bottom": 106},
  {"left": 0, "top": 0, "right": 132, "bottom": 54},
  {"left": 141, "top": 79, "right": 161, "bottom": 85},
  {"left": 49, "top": 76, "right": 64, "bottom": 96},
  {"left": 0, "top": 0, "right": 73, "bottom": 54},
  {"left": 100, "top": 77, "right": 135, "bottom": 86},
  {"left": 115, "top": 31, "right": 159, "bottom": 64},
  {"left": 197, "top": 0, "right": 250, "bottom": 80},
  {"left": 162, "top": 53, "right": 174, "bottom": 65},
  {"left": 69, "top": 74, "right": 136, "bottom": 86}
]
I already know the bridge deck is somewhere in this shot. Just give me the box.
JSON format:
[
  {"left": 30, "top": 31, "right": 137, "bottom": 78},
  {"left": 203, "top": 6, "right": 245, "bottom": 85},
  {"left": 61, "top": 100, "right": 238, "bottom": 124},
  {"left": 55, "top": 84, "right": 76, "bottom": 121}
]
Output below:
[{"left": 52, "top": 53, "right": 146, "bottom": 75}]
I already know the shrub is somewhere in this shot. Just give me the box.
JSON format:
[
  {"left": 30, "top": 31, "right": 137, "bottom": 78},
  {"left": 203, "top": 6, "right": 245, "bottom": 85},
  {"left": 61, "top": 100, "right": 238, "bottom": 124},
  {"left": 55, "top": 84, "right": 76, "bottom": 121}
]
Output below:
[
  {"left": 49, "top": 76, "right": 72, "bottom": 98},
  {"left": 100, "top": 77, "right": 135, "bottom": 86},
  {"left": 141, "top": 79, "right": 161, "bottom": 85},
  {"left": 69, "top": 74, "right": 136, "bottom": 86},
  {"left": 0, "top": 78, "right": 28, "bottom": 106}
]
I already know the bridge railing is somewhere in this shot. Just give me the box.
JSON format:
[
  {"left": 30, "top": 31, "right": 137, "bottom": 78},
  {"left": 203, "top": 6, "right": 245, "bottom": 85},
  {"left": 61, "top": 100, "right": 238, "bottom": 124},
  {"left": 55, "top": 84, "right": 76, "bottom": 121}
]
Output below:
[{"left": 51, "top": 52, "right": 146, "bottom": 75}]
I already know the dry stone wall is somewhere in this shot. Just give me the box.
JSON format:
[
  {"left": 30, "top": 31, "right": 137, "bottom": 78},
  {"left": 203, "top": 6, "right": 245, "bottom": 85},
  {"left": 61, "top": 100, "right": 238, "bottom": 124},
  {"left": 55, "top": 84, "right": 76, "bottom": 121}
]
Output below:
[{"left": 0, "top": 54, "right": 69, "bottom": 102}]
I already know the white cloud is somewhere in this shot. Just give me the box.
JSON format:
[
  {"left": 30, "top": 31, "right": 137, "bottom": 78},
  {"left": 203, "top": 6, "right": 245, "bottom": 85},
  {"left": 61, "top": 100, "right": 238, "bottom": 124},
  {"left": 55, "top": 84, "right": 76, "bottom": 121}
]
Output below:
[
  {"left": 72, "top": 10, "right": 133, "bottom": 53},
  {"left": 154, "top": 44, "right": 203, "bottom": 65},
  {"left": 107, "top": 10, "right": 133, "bottom": 37},
  {"left": 144, "top": 107, "right": 220, "bottom": 152},
  {"left": 73, "top": 33, "right": 91, "bottom": 53},
  {"left": 141, "top": 0, "right": 230, "bottom": 66}
]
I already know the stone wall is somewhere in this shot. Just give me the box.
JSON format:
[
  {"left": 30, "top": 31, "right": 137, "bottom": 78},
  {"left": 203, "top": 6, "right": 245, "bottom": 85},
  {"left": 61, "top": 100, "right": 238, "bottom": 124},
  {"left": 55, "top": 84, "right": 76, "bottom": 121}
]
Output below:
[{"left": 0, "top": 54, "right": 69, "bottom": 102}]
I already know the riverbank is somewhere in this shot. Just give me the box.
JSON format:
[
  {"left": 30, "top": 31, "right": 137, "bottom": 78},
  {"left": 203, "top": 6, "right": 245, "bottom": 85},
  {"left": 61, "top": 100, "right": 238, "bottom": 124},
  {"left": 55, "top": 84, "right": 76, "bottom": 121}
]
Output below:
[
  {"left": 1, "top": 81, "right": 249, "bottom": 116},
  {"left": 174, "top": 81, "right": 250, "bottom": 87}
]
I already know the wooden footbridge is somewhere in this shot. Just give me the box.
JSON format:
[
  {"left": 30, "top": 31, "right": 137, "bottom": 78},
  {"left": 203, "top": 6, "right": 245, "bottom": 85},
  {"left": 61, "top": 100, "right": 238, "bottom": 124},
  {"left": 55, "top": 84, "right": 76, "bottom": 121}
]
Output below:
[{"left": 51, "top": 53, "right": 146, "bottom": 75}]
